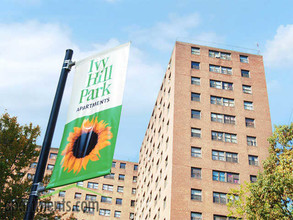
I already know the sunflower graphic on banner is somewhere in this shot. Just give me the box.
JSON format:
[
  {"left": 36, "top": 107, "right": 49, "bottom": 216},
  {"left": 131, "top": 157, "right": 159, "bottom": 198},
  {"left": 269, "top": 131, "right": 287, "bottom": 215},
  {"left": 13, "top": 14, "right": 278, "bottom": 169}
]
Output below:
[{"left": 47, "top": 43, "right": 130, "bottom": 188}]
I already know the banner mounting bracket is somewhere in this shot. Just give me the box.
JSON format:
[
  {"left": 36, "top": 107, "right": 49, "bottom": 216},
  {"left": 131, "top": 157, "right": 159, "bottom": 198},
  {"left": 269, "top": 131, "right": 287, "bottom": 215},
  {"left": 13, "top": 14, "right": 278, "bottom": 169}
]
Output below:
[
  {"left": 63, "top": 60, "right": 75, "bottom": 70},
  {"left": 30, "top": 182, "right": 46, "bottom": 196}
]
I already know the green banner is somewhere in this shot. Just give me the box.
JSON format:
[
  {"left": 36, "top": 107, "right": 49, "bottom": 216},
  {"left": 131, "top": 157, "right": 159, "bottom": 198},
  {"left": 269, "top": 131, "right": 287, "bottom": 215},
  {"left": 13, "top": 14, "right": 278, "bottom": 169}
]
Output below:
[{"left": 47, "top": 43, "right": 130, "bottom": 188}]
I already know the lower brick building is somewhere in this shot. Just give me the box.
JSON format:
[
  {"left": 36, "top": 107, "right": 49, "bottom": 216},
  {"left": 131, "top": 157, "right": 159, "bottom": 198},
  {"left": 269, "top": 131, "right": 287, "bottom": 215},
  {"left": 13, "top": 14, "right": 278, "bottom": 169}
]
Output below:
[{"left": 27, "top": 147, "right": 138, "bottom": 219}]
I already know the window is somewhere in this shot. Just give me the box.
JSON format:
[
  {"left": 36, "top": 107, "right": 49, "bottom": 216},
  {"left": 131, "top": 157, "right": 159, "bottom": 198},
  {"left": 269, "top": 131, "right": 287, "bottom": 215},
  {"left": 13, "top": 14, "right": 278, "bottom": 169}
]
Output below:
[
  {"left": 191, "top": 47, "right": 200, "bottom": 55},
  {"left": 224, "top": 115, "right": 236, "bottom": 124},
  {"left": 191, "top": 110, "right": 201, "bottom": 119},
  {"left": 112, "top": 161, "right": 116, "bottom": 167},
  {"left": 47, "top": 164, "right": 54, "bottom": 170},
  {"left": 211, "top": 113, "right": 224, "bottom": 123},
  {"left": 83, "top": 207, "right": 95, "bottom": 214},
  {"left": 214, "top": 216, "right": 236, "bottom": 220},
  {"left": 134, "top": 165, "right": 138, "bottom": 170},
  {"left": 99, "top": 209, "right": 110, "bottom": 216},
  {"left": 191, "top": 61, "right": 200, "bottom": 70},
  {"left": 104, "top": 173, "right": 115, "bottom": 179},
  {"left": 58, "top": 191, "right": 65, "bottom": 197},
  {"left": 116, "top": 198, "right": 123, "bottom": 205},
  {"left": 191, "top": 128, "right": 201, "bottom": 138},
  {"left": 242, "top": 85, "right": 252, "bottom": 94},
  {"left": 211, "top": 131, "right": 237, "bottom": 143},
  {"left": 56, "top": 203, "right": 64, "bottom": 211},
  {"left": 213, "top": 171, "right": 239, "bottom": 184},
  {"left": 165, "top": 157, "right": 168, "bottom": 167},
  {"left": 210, "top": 80, "right": 222, "bottom": 89},
  {"left": 117, "top": 186, "right": 124, "bottom": 193},
  {"left": 227, "top": 172, "right": 240, "bottom": 184},
  {"left": 213, "top": 192, "right": 227, "bottom": 204},
  {"left": 130, "top": 213, "right": 134, "bottom": 219},
  {"left": 241, "top": 69, "right": 250, "bottom": 78},
  {"left": 191, "top": 212, "right": 202, "bottom": 220},
  {"left": 250, "top": 175, "right": 257, "bottom": 183},
  {"left": 72, "top": 205, "right": 80, "bottom": 212},
  {"left": 87, "top": 182, "right": 98, "bottom": 189},
  {"left": 210, "top": 96, "right": 234, "bottom": 107},
  {"left": 30, "top": 162, "right": 37, "bottom": 168},
  {"left": 191, "top": 189, "right": 202, "bottom": 201},
  {"left": 102, "top": 184, "right": 113, "bottom": 191},
  {"left": 49, "top": 153, "right": 57, "bottom": 159},
  {"left": 245, "top": 118, "right": 255, "bottom": 127},
  {"left": 249, "top": 155, "right": 259, "bottom": 166},
  {"left": 209, "top": 50, "right": 231, "bottom": 60},
  {"left": 210, "top": 80, "right": 233, "bottom": 90},
  {"left": 221, "top": 66, "right": 232, "bottom": 75},
  {"left": 118, "top": 174, "right": 125, "bottom": 180},
  {"left": 86, "top": 194, "right": 97, "bottom": 201},
  {"left": 130, "top": 200, "right": 135, "bottom": 207},
  {"left": 240, "top": 55, "right": 249, "bottom": 63},
  {"left": 76, "top": 181, "right": 83, "bottom": 187},
  {"left": 191, "top": 77, "right": 200, "bottom": 85},
  {"left": 247, "top": 136, "right": 257, "bottom": 146},
  {"left": 101, "top": 196, "right": 112, "bottom": 203},
  {"left": 114, "top": 211, "right": 121, "bottom": 218},
  {"left": 191, "top": 93, "right": 200, "bottom": 102},
  {"left": 212, "top": 131, "right": 223, "bottom": 141},
  {"left": 120, "top": 163, "right": 126, "bottom": 169},
  {"left": 244, "top": 101, "right": 253, "bottom": 110},
  {"left": 209, "top": 64, "right": 220, "bottom": 73},
  {"left": 133, "top": 176, "right": 137, "bottom": 182},
  {"left": 225, "top": 133, "right": 237, "bottom": 143},
  {"left": 74, "top": 193, "right": 81, "bottom": 199},
  {"left": 226, "top": 152, "right": 238, "bottom": 163},
  {"left": 209, "top": 64, "right": 232, "bottom": 75},
  {"left": 191, "top": 147, "right": 201, "bottom": 158},
  {"left": 132, "top": 188, "right": 136, "bottom": 194},
  {"left": 211, "top": 113, "right": 235, "bottom": 125},
  {"left": 212, "top": 150, "right": 225, "bottom": 161},
  {"left": 191, "top": 167, "right": 201, "bottom": 179}
]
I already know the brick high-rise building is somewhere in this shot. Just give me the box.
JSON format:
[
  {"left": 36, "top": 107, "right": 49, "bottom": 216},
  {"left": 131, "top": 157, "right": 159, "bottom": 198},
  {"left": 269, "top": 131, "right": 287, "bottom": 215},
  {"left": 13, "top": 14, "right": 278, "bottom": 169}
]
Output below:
[{"left": 135, "top": 41, "right": 272, "bottom": 220}]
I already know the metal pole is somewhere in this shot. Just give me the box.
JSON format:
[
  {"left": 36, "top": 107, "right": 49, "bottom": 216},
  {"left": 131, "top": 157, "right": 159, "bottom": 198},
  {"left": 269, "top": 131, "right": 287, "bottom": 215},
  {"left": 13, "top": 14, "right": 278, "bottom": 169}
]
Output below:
[{"left": 24, "top": 49, "right": 74, "bottom": 220}]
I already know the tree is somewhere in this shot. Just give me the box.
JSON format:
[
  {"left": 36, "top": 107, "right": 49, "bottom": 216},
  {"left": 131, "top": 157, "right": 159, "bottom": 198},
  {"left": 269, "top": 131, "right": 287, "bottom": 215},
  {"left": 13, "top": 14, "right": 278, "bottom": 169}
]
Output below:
[
  {"left": 228, "top": 123, "right": 293, "bottom": 220},
  {"left": 0, "top": 112, "right": 40, "bottom": 219},
  {"left": 0, "top": 112, "right": 66, "bottom": 219}
]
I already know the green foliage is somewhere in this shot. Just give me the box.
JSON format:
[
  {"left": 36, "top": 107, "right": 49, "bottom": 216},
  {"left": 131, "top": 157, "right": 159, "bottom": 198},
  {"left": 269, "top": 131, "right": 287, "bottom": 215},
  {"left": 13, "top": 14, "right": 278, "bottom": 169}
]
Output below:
[
  {"left": 0, "top": 112, "right": 64, "bottom": 219},
  {"left": 0, "top": 112, "right": 40, "bottom": 219},
  {"left": 228, "top": 123, "right": 293, "bottom": 220}
]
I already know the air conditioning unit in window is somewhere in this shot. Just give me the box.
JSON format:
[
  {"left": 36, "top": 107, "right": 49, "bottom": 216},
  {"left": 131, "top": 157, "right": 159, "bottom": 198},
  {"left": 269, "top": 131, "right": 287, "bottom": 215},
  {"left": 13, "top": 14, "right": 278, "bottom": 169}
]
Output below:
[
  {"left": 167, "top": 64, "right": 171, "bottom": 69},
  {"left": 215, "top": 54, "right": 220, "bottom": 58}
]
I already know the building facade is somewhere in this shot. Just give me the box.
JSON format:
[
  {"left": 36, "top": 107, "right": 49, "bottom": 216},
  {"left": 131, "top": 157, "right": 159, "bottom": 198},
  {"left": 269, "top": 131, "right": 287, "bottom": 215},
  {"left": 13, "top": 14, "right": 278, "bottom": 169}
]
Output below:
[
  {"left": 28, "top": 147, "right": 138, "bottom": 220},
  {"left": 135, "top": 41, "right": 272, "bottom": 220}
]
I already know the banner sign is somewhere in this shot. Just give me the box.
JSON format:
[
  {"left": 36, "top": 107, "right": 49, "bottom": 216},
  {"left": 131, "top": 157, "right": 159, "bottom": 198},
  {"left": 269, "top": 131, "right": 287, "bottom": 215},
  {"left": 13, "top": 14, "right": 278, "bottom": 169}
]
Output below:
[{"left": 47, "top": 43, "right": 130, "bottom": 188}]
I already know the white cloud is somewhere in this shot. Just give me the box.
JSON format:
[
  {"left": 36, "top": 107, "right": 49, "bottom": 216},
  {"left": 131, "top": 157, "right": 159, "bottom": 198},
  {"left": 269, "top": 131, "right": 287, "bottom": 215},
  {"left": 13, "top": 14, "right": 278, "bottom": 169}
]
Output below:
[
  {"left": 127, "top": 13, "right": 201, "bottom": 51},
  {"left": 264, "top": 24, "right": 293, "bottom": 67},
  {"left": 124, "top": 46, "right": 164, "bottom": 113},
  {"left": 0, "top": 21, "right": 164, "bottom": 148},
  {"left": 0, "top": 21, "right": 79, "bottom": 112}
]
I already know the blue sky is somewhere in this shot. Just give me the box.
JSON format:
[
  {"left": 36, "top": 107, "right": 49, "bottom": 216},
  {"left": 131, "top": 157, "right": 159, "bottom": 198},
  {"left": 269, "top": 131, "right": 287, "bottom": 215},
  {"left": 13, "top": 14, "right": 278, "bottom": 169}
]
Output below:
[{"left": 0, "top": 0, "right": 292, "bottom": 162}]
